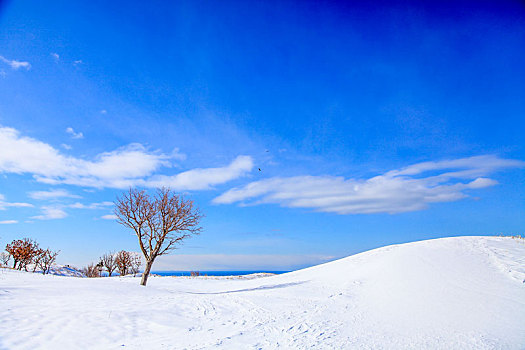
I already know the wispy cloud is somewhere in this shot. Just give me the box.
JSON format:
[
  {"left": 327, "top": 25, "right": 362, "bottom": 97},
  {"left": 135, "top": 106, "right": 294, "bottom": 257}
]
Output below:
[
  {"left": 25, "top": 201, "right": 112, "bottom": 221},
  {"left": 145, "top": 155, "right": 253, "bottom": 190},
  {"left": 0, "top": 126, "right": 253, "bottom": 189},
  {"left": 0, "top": 220, "right": 18, "bottom": 224},
  {"left": 100, "top": 214, "right": 117, "bottom": 220},
  {"left": 0, "top": 194, "right": 33, "bottom": 210},
  {"left": 28, "top": 189, "right": 81, "bottom": 200},
  {"left": 51, "top": 52, "right": 60, "bottom": 62},
  {"left": 65, "top": 127, "right": 84, "bottom": 139},
  {"left": 73, "top": 60, "right": 83, "bottom": 66},
  {"left": 31, "top": 206, "right": 67, "bottom": 220},
  {"left": 69, "top": 201, "right": 113, "bottom": 210},
  {"left": 214, "top": 155, "right": 524, "bottom": 215},
  {"left": 0, "top": 55, "right": 31, "bottom": 70}
]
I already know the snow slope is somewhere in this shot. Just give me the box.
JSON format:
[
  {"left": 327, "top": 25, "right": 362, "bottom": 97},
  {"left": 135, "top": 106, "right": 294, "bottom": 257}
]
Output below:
[
  {"left": 1, "top": 236, "right": 524, "bottom": 349},
  {"left": 46, "top": 265, "right": 85, "bottom": 277}
]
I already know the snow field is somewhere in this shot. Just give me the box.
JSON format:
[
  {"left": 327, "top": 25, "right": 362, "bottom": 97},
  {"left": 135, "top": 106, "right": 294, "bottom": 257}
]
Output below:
[{"left": 1, "top": 236, "right": 524, "bottom": 349}]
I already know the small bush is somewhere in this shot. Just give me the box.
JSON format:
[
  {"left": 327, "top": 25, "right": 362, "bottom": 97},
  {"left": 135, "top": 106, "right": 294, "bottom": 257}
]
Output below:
[
  {"left": 83, "top": 262, "right": 102, "bottom": 278},
  {"left": 115, "top": 250, "right": 132, "bottom": 276},
  {"left": 0, "top": 252, "right": 10, "bottom": 267},
  {"left": 100, "top": 252, "right": 117, "bottom": 277}
]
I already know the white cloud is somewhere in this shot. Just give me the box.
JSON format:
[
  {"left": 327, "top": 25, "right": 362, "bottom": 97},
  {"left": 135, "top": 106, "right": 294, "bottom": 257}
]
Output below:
[
  {"left": 25, "top": 200, "right": 112, "bottom": 221},
  {"left": 0, "top": 194, "right": 33, "bottom": 210},
  {"left": 100, "top": 214, "right": 117, "bottom": 220},
  {"left": 0, "top": 220, "right": 18, "bottom": 224},
  {"left": 384, "top": 155, "right": 523, "bottom": 178},
  {"left": 69, "top": 201, "right": 113, "bottom": 210},
  {"left": 51, "top": 53, "right": 59, "bottom": 62},
  {"left": 65, "top": 127, "right": 84, "bottom": 139},
  {"left": 0, "top": 55, "right": 31, "bottom": 70},
  {"left": 31, "top": 206, "right": 67, "bottom": 220},
  {"left": 154, "top": 254, "right": 335, "bottom": 271},
  {"left": 73, "top": 60, "right": 83, "bottom": 66},
  {"left": 145, "top": 155, "right": 253, "bottom": 190},
  {"left": 61, "top": 144, "right": 72, "bottom": 150},
  {"left": 28, "top": 189, "right": 81, "bottom": 200},
  {"left": 0, "top": 126, "right": 170, "bottom": 188},
  {"left": 100, "top": 110, "right": 107, "bottom": 114},
  {"left": 0, "top": 126, "right": 253, "bottom": 189},
  {"left": 0, "top": 202, "right": 33, "bottom": 209},
  {"left": 214, "top": 155, "right": 524, "bottom": 215}
]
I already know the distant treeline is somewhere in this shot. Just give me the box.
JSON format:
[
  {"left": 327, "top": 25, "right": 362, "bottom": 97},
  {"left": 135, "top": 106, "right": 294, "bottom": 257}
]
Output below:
[{"left": 0, "top": 238, "right": 141, "bottom": 278}]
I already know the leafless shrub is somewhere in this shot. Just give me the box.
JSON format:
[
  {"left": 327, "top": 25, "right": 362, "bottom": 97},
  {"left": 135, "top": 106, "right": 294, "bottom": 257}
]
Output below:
[
  {"left": 31, "top": 248, "right": 45, "bottom": 273},
  {"left": 100, "top": 252, "right": 117, "bottom": 277},
  {"left": 83, "top": 262, "right": 102, "bottom": 278},
  {"left": 37, "top": 249, "right": 60, "bottom": 275},
  {"left": 115, "top": 250, "right": 132, "bottom": 276},
  {"left": 0, "top": 252, "right": 11, "bottom": 267},
  {"left": 130, "top": 252, "right": 142, "bottom": 277}
]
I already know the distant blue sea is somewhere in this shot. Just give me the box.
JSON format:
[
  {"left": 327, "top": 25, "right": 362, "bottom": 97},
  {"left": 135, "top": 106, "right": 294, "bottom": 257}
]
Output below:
[{"left": 151, "top": 270, "right": 290, "bottom": 277}]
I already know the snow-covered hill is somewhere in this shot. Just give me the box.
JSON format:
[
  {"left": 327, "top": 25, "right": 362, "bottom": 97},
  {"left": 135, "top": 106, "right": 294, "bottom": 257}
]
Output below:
[
  {"left": 46, "top": 264, "right": 85, "bottom": 277},
  {"left": 1, "top": 236, "right": 524, "bottom": 349}
]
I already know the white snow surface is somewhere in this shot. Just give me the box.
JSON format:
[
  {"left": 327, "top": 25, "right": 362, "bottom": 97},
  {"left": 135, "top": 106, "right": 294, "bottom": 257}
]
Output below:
[{"left": 1, "top": 236, "right": 524, "bottom": 349}]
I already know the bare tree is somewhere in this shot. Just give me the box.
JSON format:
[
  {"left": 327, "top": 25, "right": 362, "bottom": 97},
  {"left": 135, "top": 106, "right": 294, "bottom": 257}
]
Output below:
[
  {"left": 32, "top": 247, "right": 45, "bottom": 273},
  {"left": 37, "top": 249, "right": 60, "bottom": 275},
  {"left": 115, "top": 250, "right": 132, "bottom": 276},
  {"left": 6, "top": 238, "right": 40, "bottom": 271},
  {"left": 130, "top": 252, "right": 142, "bottom": 277},
  {"left": 100, "top": 252, "right": 117, "bottom": 277},
  {"left": 0, "top": 252, "right": 10, "bottom": 267},
  {"left": 114, "top": 188, "right": 202, "bottom": 286}
]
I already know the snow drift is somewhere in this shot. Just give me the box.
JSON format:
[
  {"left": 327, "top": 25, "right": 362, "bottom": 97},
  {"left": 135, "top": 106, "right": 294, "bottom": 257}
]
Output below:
[{"left": 1, "top": 236, "right": 524, "bottom": 349}]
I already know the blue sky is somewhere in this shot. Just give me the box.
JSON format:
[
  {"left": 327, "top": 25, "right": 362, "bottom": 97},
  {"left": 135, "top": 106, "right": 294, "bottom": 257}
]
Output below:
[{"left": 0, "top": 1, "right": 524, "bottom": 270}]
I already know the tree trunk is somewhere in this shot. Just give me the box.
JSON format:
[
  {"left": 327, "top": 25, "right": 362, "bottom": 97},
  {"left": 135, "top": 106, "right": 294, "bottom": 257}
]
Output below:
[{"left": 140, "top": 259, "right": 154, "bottom": 286}]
